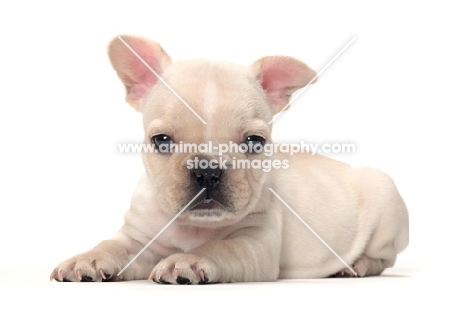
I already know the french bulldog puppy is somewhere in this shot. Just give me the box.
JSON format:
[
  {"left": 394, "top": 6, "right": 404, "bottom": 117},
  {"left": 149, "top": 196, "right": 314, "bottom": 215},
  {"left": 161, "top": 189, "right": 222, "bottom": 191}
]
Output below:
[{"left": 50, "top": 35, "right": 409, "bottom": 284}]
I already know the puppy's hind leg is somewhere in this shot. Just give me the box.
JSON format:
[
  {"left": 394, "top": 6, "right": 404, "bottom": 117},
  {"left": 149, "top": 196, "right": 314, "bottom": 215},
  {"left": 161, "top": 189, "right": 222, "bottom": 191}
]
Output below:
[
  {"left": 332, "top": 254, "right": 391, "bottom": 277},
  {"left": 351, "top": 254, "right": 390, "bottom": 277},
  {"left": 332, "top": 224, "right": 406, "bottom": 277},
  {"left": 333, "top": 169, "right": 409, "bottom": 278},
  {"left": 330, "top": 255, "right": 387, "bottom": 277},
  {"left": 354, "top": 170, "right": 410, "bottom": 277}
]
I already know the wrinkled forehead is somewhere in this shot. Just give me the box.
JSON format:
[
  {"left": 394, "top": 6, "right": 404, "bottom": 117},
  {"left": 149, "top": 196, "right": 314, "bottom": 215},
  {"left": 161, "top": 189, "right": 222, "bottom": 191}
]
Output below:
[{"left": 142, "top": 60, "right": 272, "bottom": 142}]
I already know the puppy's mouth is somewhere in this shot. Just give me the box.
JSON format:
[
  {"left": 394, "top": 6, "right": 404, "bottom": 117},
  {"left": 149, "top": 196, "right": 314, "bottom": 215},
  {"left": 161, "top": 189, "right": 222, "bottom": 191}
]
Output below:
[
  {"left": 191, "top": 199, "right": 222, "bottom": 211},
  {"left": 189, "top": 197, "right": 224, "bottom": 217},
  {"left": 187, "top": 192, "right": 228, "bottom": 217}
]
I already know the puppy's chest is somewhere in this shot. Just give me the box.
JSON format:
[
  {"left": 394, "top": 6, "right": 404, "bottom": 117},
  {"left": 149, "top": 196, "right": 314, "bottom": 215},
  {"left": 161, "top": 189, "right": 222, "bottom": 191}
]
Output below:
[{"left": 161, "top": 225, "right": 224, "bottom": 252}]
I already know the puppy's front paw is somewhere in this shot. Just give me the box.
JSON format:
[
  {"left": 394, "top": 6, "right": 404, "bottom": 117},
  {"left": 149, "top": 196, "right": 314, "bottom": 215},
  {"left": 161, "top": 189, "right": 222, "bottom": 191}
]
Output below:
[
  {"left": 150, "top": 253, "right": 219, "bottom": 285},
  {"left": 50, "top": 252, "right": 122, "bottom": 282}
]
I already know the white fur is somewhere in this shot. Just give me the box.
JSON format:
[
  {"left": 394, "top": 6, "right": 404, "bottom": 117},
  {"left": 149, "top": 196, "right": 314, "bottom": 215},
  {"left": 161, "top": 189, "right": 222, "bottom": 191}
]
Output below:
[{"left": 51, "top": 36, "right": 409, "bottom": 283}]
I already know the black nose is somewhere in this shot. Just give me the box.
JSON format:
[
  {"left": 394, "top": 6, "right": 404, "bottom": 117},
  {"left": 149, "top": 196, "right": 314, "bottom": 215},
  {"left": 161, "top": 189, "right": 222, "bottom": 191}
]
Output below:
[
  {"left": 191, "top": 167, "right": 223, "bottom": 190},
  {"left": 189, "top": 155, "right": 226, "bottom": 204}
]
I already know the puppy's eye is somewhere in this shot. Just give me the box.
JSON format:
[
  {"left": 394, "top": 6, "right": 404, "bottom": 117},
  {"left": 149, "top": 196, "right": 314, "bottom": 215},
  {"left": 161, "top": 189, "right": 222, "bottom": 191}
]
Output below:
[
  {"left": 151, "top": 134, "right": 174, "bottom": 153},
  {"left": 244, "top": 135, "right": 265, "bottom": 153}
]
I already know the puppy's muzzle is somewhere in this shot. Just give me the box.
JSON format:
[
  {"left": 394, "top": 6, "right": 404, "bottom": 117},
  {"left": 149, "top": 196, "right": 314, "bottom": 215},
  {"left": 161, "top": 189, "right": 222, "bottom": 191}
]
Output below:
[{"left": 191, "top": 166, "right": 224, "bottom": 203}]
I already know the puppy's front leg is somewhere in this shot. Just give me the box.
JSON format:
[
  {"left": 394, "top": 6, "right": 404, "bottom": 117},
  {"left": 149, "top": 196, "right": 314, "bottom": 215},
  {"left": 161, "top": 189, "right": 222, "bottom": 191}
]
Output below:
[
  {"left": 50, "top": 233, "right": 156, "bottom": 282},
  {"left": 151, "top": 227, "right": 281, "bottom": 284}
]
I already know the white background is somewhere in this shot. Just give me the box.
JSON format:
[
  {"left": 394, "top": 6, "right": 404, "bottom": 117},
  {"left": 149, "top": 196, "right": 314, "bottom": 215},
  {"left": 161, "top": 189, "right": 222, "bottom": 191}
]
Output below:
[{"left": 0, "top": 0, "right": 467, "bottom": 309}]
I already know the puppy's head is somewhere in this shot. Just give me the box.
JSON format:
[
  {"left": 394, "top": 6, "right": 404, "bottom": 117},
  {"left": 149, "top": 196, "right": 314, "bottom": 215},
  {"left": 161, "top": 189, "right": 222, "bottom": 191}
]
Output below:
[{"left": 108, "top": 35, "right": 316, "bottom": 226}]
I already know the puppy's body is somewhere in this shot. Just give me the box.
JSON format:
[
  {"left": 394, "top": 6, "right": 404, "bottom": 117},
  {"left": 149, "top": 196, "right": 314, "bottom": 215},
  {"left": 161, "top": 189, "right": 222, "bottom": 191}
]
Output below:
[{"left": 51, "top": 36, "right": 408, "bottom": 283}]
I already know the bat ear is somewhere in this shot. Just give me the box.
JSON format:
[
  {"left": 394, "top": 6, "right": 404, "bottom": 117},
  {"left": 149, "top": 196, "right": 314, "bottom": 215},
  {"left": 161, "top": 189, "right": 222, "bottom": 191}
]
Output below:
[
  {"left": 251, "top": 56, "right": 317, "bottom": 113},
  {"left": 108, "top": 35, "right": 172, "bottom": 112}
]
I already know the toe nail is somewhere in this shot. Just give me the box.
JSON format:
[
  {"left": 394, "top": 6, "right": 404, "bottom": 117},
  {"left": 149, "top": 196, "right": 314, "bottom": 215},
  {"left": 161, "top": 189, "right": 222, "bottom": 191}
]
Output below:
[
  {"left": 99, "top": 269, "right": 106, "bottom": 280},
  {"left": 198, "top": 277, "right": 209, "bottom": 285},
  {"left": 50, "top": 270, "right": 57, "bottom": 281},
  {"left": 99, "top": 269, "right": 112, "bottom": 281},
  {"left": 198, "top": 270, "right": 209, "bottom": 284}
]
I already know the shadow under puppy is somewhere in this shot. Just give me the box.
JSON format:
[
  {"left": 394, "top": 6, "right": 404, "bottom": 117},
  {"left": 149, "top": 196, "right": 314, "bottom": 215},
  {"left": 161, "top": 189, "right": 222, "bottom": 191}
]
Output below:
[{"left": 51, "top": 35, "right": 409, "bottom": 284}]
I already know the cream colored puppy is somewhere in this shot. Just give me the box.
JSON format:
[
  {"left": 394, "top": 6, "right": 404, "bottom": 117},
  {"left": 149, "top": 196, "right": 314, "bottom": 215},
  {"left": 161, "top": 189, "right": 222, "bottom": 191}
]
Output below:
[{"left": 51, "top": 35, "right": 409, "bottom": 284}]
